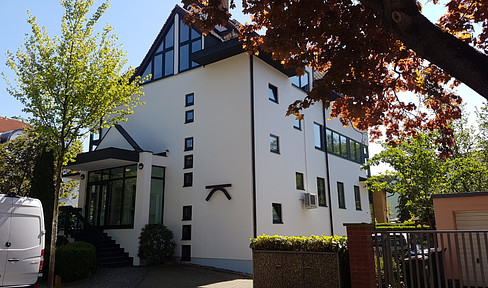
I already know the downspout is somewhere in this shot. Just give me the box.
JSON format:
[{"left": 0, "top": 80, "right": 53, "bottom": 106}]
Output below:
[
  {"left": 322, "top": 101, "right": 334, "bottom": 236},
  {"left": 250, "top": 55, "right": 257, "bottom": 238}
]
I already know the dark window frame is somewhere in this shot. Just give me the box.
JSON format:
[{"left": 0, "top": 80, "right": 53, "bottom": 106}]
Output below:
[
  {"left": 184, "top": 155, "right": 193, "bottom": 169},
  {"left": 296, "top": 172, "right": 305, "bottom": 190},
  {"left": 184, "top": 137, "right": 194, "bottom": 151},
  {"left": 268, "top": 84, "right": 278, "bottom": 103},
  {"left": 293, "top": 117, "right": 301, "bottom": 130},
  {"left": 142, "top": 22, "right": 175, "bottom": 83},
  {"left": 181, "top": 245, "right": 191, "bottom": 261},
  {"left": 337, "top": 182, "right": 346, "bottom": 209},
  {"left": 270, "top": 134, "right": 280, "bottom": 154},
  {"left": 185, "top": 93, "right": 194, "bottom": 106},
  {"left": 183, "top": 172, "right": 193, "bottom": 187},
  {"left": 290, "top": 71, "right": 310, "bottom": 92},
  {"left": 178, "top": 18, "right": 202, "bottom": 72},
  {"left": 314, "top": 122, "right": 324, "bottom": 150},
  {"left": 182, "top": 205, "right": 192, "bottom": 221},
  {"left": 182, "top": 225, "right": 192, "bottom": 240},
  {"left": 317, "top": 177, "right": 327, "bottom": 207},
  {"left": 326, "top": 128, "right": 367, "bottom": 164},
  {"left": 272, "top": 203, "right": 283, "bottom": 224},
  {"left": 354, "top": 185, "right": 362, "bottom": 211},
  {"left": 185, "top": 110, "right": 194, "bottom": 124}
]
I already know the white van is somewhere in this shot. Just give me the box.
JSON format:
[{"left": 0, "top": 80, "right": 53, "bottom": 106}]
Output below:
[{"left": 0, "top": 194, "right": 45, "bottom": 288}]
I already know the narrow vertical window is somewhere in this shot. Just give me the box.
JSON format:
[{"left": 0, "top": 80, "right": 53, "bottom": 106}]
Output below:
[
  {"left": 149, "top": 166, "right": 165, "bottom": 224},
  {"left": 185, "top": 110, "right": 194, "bottom": 123},
  {"left": 337, "top": 182, "right": 345, "bottom": 209},
  {"left": 317, "top": 177, "right": 326, "bottom": 207},
  {"left": 183, "top": 172, "right": 193, "bottom": 187},
  {"left": 185, "top": 93, "right": 194, "bottom": 106},
  {"left": 182, "top": 205, "right": 192, "bottom": 220},
  {"left": 184, "top": 137, "right": 194, "bottom": 151},
  {"left": 182, "top": 225, "right": 191, "bottom": 240},
  {"left": 272, "top": 203, "right": 283, "bottom": 224},
  {"left": 314, "top": 123, "right": 323, "bottom": 150},
  {"left": 293, "top": 117, "right": 301, "bottom": 130},
  {"left": 354, "top": 185, "right": 362, "bottom": 210},
  {"left": 296, "top": 172, "right": 305, "bottom": 190},
  {"left": 181, "top": 245, "right": 191, "bottom": 261},
  {"left": 270, "top": 134, "right": 280, "bottom": 154},
  {"left": 184, "top": 155, "right": 193, "bottom": 169},
  {"left": 326, "top": 129, "right": 333, "bottom": 152},
  {"left": 268, "top": 84, "right": 278, "bottom": 103}
]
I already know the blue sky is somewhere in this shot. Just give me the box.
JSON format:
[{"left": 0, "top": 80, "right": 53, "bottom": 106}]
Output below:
[
  {"left": 0, "top": 0, "right": 250, "bottom": 119},
  {"left": 1, "top": 1, "right": 486, "bottom": 169}
]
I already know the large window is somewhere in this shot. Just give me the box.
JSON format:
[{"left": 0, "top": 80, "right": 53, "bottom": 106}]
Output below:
[
  {"left": 317, "top": 177, "right": 326, "bottom": 207},
  {"left": 149, "top": 166, "right": 165, "bottom": 224},
  {"left": 179, "top": 19, "right": 201, "bottom": 72},
  {"left": 326, "top": 128, "right": 367, "bottom": 164},
  {"left": 87, "top": 165, "right": 138, "bottom": 228},
  {"left": 337, "top": 182, "right": 345, "bottom": 209},
  {"left": 142, "top": 23, "right": 174, "bottom": 81}
]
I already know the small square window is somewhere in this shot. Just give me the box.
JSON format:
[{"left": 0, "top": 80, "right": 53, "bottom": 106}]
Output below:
[
  {"left": 182, "top": 205, "right": 192, "bottom": 221},
  {"left": 354, "top": 186, "right": 362, "bottom": 210},
  {"left": 293, "top": 117, "right": 301, "bottom": 130},
  {"left": 184, "top": 155, "right": 193, "bottom": 169},
  {"left": 272, "top": 203, "right": 283, "bottom": 224},
  {"left": 185, "top": 110, "right": 194, "bottom": 123},
  {"left": 184, "top": 137, "right": 193, "bottom": 151},
  {"left": 337, "top": 182, "right": 345, "bottom": 209},
  {"left": 270, "top": 134, "right": 280, "bottom": 154},
  {"left": 183, "top": 172, "right": 193, "bottom": 187},
  {"left": 268, "top": 84, "right": 278, "bottom": 103},
  {"left": 185, "top": 93, "right": 194, "bottom": 106},
  {"left": 296, "top": 172, "right": 304, "bottom": 190},
  {"left": 181, "top": 245, "right": 191, "bottom": 261},
  {"left": 182, "top": 225, "right": 191, "bottom": 240}
]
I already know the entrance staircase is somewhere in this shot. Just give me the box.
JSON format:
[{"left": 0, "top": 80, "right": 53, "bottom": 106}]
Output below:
[{"left": 59, "top": 206, "right": 133, "bottom": 267}]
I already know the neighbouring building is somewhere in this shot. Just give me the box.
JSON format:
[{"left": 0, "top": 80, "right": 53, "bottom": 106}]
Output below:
[
  {"left": 0, "top": 116, "right": 28, "bottom": 144},
  {"left": 67, "top": 5, "right": 371, "bottom": 273}
]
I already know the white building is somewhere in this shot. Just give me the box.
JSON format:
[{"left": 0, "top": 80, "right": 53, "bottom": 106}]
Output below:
[{"left": 68, "top": 5, "right": 370, "bottom": 273}]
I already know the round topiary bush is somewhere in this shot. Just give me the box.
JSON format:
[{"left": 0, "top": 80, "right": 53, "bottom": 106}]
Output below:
[{"left": 138, "top": 224, "right": 176, "bottom": 265}]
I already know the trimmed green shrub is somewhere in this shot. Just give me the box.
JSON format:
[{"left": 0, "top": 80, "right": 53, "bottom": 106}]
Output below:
[
  {"left": 138, "top": 224, "right": 176, "bottom": 265},
  {"left": 250, "top": 234, "right": 347, "bottom": 253},
  {"left": 251, "top": 235, "right": 350, "bottom": 287},
  {"left": 55, "top": 241, "right": 96, "bottom": 283}
]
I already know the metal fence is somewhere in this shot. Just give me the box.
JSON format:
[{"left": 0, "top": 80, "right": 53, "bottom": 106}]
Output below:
[{"left": 374, "top": 230, "right": 488, "bottom": 288}]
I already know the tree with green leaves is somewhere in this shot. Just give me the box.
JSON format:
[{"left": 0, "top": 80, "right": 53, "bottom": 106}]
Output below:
[
  {"left": 0, "top": 132, "right": 40, "bottom": 195},
  {"left": 366, "top": 110, "right": 488, "bottom": 226},
  {"left": 4, "top": 0, "right": 144, "bottom": 286},
  {"left": 365, "top": 133, "right": 444, "bottom": 227}
]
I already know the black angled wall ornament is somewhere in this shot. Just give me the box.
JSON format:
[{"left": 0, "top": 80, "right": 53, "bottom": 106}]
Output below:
[{"left": 205, "top": 184, "right": 232, "bottom": 201}]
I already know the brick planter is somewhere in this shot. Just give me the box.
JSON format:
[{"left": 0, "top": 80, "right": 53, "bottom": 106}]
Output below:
[{"left": 253, "top": 250, "right": 341, "bottom": 288}]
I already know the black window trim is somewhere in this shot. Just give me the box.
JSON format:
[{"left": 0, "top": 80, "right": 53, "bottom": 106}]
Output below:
[
  {"left": 270, "top": 134, "right": 280, "bottom": 154},
  {"left": 183, "top": 172, "right": 193, "bottom": 187},
  {"left": 268, "top": 83, "right": 279, "bottom": 103},
  {"left": 184, "top": 137, "right": 194, "bottom": 151},
  {"left": 272, "top": 203, "right": 283, "bottom": 224},
  {"left": 185, "top": 110, "right": 194, "bottom": 124}
]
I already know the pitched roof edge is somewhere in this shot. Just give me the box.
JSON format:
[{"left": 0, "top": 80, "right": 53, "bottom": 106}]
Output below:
[{"left": 114, "top": 124, "right": 143, "bottom": 152}]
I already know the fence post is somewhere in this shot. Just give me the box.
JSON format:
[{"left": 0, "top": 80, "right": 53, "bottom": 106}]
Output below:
[{"left": 344, "top": 223, "right": 376, "bottom": 288}]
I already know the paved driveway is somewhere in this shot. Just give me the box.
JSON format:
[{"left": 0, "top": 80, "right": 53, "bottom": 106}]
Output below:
[{"left": 50, "top": 264, "right": 253, "bottom": 288}]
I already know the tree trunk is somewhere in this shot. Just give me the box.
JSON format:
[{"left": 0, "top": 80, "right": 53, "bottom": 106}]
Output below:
[
  {"left": 47, "top": 152, "right": 64, "bottom": 288},
  {"left": 362, "top": 0, "right": 488, "bottom": 100}
]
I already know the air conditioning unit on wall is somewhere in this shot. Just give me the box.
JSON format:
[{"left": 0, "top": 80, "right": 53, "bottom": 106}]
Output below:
[{"left": 302, "top": 192, "right": 318, "bottom": 209}]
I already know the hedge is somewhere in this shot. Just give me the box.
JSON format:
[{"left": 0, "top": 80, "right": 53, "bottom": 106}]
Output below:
[
  {"left": 250, "top": 234, "right": 347, "bottom": 253},
  {"left": 55, "top": 241, "right": 96, "bottom": 283},
  {"left": 375, "top": 222, "right": 430, "bottom": 231}
]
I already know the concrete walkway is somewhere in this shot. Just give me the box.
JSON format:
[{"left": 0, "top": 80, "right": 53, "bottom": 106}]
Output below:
[{"left": 49, "top": 263, "right": 253, "bottom": 288}]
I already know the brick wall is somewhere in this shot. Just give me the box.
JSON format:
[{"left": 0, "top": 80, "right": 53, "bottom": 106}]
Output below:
[{"left": 344, "top": 223, "right": 376, "bottom": 288}]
